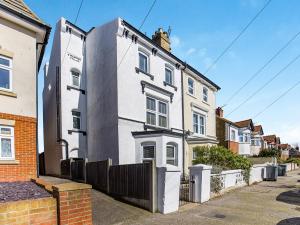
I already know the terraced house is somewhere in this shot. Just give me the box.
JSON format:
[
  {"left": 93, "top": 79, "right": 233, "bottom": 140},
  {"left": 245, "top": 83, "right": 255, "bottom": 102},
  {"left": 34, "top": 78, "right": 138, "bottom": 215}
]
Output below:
[
  {"left": 43, "top": 17, "right": 220, "bottom": 175},
  {"left": 0, "top": 0, "right": 50, "bottom": 181},
  {"left": 250, "top": 125, "right": 264, "bottom": 156}
]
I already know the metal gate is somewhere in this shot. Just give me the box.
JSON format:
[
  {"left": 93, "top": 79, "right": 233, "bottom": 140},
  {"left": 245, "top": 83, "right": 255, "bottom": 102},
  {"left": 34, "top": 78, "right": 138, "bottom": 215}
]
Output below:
[{"left": 179, "top": 175, "right": 193, "bottom": 206}]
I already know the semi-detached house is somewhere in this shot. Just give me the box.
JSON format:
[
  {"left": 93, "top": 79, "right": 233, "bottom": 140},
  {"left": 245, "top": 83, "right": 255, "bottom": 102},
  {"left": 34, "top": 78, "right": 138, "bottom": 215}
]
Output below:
[
  {"left": 0, "top": 0, "right": 50, "bottom": 181},
  {"left": 43, "top": 17, "right": 220, "bottom": 175}
]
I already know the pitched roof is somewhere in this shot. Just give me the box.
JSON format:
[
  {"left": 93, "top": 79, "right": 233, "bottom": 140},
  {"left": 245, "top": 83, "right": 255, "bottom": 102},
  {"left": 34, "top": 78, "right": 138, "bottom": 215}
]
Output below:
[
  {"left": 0, "top": 0, "right": 47, "bottom": 26},
  {"left": 217, "top": 116, "right": 241, "bottom": 128},
  {"left": 263, "top": 135, "right": 276, "bottom": 143},
  {"left": 279, "top": 144, "right": 290, "bottom": 149},
  {"left": 253, "top": 125, "right": 264, "bottom": 135},
  {"left": 234, "top": 119, "right": 254, "bottom": 131}
]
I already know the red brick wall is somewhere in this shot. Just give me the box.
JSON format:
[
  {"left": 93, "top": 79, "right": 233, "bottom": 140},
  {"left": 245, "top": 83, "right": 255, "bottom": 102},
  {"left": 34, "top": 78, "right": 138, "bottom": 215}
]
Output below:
[
  {"left": 53, "top": 188, "right": 93, "bottom": 225},
  {"left": 227, "top": 141, "right": 239, "bottom": 154},
  {"left": 0, "top": 197, "right": 57, "bottom": 225},
  {"left": 0, "top": 112, "right": 36, "bottom": 182}
]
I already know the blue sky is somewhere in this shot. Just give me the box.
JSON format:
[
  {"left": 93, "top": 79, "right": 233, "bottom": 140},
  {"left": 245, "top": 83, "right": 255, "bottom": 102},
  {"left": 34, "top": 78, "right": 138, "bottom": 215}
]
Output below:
[{"left": 25, "top": 0, "right": 300, "bottom": 151}]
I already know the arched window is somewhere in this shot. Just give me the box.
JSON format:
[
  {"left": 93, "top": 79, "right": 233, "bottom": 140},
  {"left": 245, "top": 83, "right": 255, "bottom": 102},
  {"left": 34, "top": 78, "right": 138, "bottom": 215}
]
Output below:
[
  {"left": 166, "top": 142, "right": 178, "bottom": 166},
  {"left": 70, "top": 68, "right": 81, "bottom": 88}
]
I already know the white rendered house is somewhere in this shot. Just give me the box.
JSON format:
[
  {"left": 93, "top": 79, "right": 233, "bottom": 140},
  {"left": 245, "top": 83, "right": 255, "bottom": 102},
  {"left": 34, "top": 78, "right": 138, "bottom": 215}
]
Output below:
[
  {"left": 235, "top": 119, "right": 254, "bottom": 156},
  {"left": 43, "top": 18, "right": 220, "bottom": 174},
  {"left": 43, "top": 18, "right": 87, "bottom": 175},
  {"left": 250, "top": 125, "right": 264, "bottom": 156}
]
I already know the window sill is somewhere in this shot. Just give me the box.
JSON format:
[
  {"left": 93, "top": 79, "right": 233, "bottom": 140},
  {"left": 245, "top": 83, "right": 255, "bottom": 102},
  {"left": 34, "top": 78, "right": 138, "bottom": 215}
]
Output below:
[
  {"left": 67, "top": 85, "right": 86, "bottom": 94},
  {"left": 0, "top": 89, "right": 17, "bottom": 98},
  {"left": 163, "top": 81, "right": 177, "bottom": 91},
  {"left": 144, "top": 124, "right": 169, "bottom": 131},
  {"left": 0, "top": 160, "right": 19, "bottom": 165},
  {"left": 202, "top": 100, "right": 210, "bottom": 106},
  {"left": 135, "top": 67, "right": 154, "bottom": 80},
  {"left": 186, "top": 92, "right": 197, "bottom": 99},
  {"left": 68, "top": 129, "right": 87, "bottom": 136}
]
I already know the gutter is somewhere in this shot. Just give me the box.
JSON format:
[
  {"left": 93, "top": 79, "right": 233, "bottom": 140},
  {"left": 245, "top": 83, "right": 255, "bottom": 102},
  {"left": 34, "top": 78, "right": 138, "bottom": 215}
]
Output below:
[{"left": 181, "top": 63, "right": 187, "bottom": 175}]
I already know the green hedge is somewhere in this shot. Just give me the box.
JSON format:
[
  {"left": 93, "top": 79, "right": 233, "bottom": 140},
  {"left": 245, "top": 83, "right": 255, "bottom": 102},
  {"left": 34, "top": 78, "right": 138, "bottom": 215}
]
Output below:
[
  {"left": 285, "top": 158, "right": 300, "bottom": 165},
  {"left": 258, "top": 148, "right": 281, "bottom": 157},
  {"left": 193, "top": 145, "right": 252, "bottom": 183}
]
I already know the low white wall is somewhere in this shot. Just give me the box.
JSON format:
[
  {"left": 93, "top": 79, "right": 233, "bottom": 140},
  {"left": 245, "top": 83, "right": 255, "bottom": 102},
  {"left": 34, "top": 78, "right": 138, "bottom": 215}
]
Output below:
[
  {"left": 157, "top": 165, "right": 181, "bottom": 214},
  {"left": 285, "top": 163, "right": 292, "bottom": 172},
  {"left": 249, "top": 164, "right": 267, "bottom": 184}
]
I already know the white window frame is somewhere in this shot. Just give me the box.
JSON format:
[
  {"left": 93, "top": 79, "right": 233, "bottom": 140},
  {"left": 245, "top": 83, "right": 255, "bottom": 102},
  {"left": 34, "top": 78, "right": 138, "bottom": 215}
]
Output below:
[
  {"left": 72, "top": 110, "right": 81, "bottom": 130},
  {"left": 165, "top": 67, "right": 173, "bottom": 85},
  {"left": 166, "top": 144, "right": 177, "bottom": 166},
  {"left": 70, "top": 70, "right": 80, "bottom": 88},
  {"left": 230, "top": 130, "right": 236, "bottom": 141},
  {"left": 0, "top": 55, "right": 13, "bottom": 92},
  {"left": 142, "top": 144, "right": 155, "bottom": 161},
  {"left": 0, "top": 126, "right": 15, "bottom": 160},
  {"left": 203, "top": 87, "right": 208, "bottom": 102},
  {"left": 193, "top": 112, "right": 206, "bottom": 136},
  {"left": 188, "top": 78, "right": 194, "bottom": 95},
  {"left": 146, "top": 96, "right": 168, "bottom": 128},
  {"left": 138, "top": 51, "right": 149, "bottom": 73}
]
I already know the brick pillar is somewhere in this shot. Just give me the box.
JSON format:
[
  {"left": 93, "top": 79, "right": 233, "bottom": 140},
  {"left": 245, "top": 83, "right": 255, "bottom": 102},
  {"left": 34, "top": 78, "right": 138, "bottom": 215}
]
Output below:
[{"left": 52, "top": 183, "right": 93, "bottom": 225}]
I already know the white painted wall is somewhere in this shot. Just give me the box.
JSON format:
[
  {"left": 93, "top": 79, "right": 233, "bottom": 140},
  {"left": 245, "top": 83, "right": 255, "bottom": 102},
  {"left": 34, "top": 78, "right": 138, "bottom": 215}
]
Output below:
[
  {"left": 238, "top": 128, "right": 251, "bottom": 155},
  {"left": 43, "top": 18, "right": 87, "bottom": 175}
]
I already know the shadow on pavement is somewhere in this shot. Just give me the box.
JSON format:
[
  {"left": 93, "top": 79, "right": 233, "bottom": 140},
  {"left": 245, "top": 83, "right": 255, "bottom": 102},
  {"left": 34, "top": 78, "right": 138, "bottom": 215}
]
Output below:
[
  {"left": 276, "top": 189, "right": 300, "bottom": 206},
  {"left": 277, "top": 217, "right": 300, "bottom": 225}
]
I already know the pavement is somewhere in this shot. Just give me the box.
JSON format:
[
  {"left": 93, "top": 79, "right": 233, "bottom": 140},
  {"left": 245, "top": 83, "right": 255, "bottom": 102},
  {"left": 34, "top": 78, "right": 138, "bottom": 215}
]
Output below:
[{"left": 41, "top": 169, "right": 300, "bottom": 225}]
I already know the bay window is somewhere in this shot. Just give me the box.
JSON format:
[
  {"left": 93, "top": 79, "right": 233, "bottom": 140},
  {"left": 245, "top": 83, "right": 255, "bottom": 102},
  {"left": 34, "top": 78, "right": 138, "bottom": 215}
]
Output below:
[
  {"left": 193, "top": 112, "right": 205, "bottom": 135},
  {"left": 143, "top": 145, "right": 155, "bottom": 160},
  {"left": 0, "top": 126, "right": 14, "bottom": 160},
  {"left": 146, "top": 97, "right": 168, "bottom": 128},
  {"left": 166, "top": 144, "right": 177, "bottom": 166},
  {"left": 0, "top": 55, "right": 12, "bottom": 91}
]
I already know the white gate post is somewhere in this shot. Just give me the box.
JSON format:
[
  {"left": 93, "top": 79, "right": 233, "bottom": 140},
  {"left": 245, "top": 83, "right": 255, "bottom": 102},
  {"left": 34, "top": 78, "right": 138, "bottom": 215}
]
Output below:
[
  {"left": 189, "top": 164, "right": 212, "bottom": 203},
  {"left": 157, "top": 165, "right": 181, "bottom": 214}
]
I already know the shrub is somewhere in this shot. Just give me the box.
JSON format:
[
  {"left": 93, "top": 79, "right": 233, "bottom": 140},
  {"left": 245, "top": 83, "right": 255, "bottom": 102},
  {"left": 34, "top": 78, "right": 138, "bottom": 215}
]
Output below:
[
  {"left": 193, "top": 145, "right": 252, "bottom": 184},
  {"left": 285, "top": 158, "right": 300, "bottom": 165},
  {"left": 258, "top": 148, "right": 281, "bottom": 157}
]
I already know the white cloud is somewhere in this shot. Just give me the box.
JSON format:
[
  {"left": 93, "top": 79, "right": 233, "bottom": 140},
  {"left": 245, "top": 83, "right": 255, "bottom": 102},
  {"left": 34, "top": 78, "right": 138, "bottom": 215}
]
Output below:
[
  {"left": 186, "top": 48, "right": 196, "bottom": 55},
  {"left": 170, "top": 35, "right": 181, "bottom": 48}
]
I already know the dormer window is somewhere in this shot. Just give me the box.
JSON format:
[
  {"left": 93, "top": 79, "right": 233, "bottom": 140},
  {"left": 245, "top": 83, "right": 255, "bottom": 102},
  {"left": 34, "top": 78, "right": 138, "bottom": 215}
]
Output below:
[{"left": 139, "top": 52, "right": 148, "bottom": 73}]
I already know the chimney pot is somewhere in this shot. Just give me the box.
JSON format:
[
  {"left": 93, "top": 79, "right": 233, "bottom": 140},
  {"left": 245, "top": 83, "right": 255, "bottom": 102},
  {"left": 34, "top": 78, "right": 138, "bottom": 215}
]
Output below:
[
  {"left": 152, "top": 28, "right": 171, "bottom": 52},
  {"left": 216, "top": 107, "right": 224, "bottom": 118}
]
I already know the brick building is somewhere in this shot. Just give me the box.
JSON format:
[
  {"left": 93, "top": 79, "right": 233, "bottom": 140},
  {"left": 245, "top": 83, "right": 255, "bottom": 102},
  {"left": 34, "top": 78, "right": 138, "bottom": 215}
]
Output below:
[{"left": 0, "top": 0, "right": 50, "bottom": 181}]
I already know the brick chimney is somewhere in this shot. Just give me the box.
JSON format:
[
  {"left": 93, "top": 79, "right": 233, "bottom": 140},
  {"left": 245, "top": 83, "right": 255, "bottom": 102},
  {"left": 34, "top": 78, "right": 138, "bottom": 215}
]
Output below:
[
  {"left": 152, "top": 28, "right": 171, "bottom": 52},
  {"left": 216, "top": 107, "right": 223, "bottom": 118}
]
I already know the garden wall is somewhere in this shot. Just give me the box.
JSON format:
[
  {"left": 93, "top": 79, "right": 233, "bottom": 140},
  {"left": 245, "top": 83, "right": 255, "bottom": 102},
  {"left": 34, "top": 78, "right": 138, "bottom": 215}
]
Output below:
[{"left": 0, "top": 197, "right": 57, "bottom": 225}]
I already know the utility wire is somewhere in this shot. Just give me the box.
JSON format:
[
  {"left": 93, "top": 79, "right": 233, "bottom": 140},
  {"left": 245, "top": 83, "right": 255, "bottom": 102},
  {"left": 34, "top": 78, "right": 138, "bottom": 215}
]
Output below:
[
  {"left": 226, "top": 52, "right": 300, "bottom": 117},
  {"left": 224, "top": 30, "right": 300, "bottom": 106},
  {"left": 253, "top": 79, "right": 300, "bottom": 119},
  {"left": 204, "top": 0, "right": 272, "bottom": 75},
  {"left": 117, "top": 0, "right": 157, "bottom": 69},
  {"left": 62, "top": 0, "right": 84, "bottom": 65}
]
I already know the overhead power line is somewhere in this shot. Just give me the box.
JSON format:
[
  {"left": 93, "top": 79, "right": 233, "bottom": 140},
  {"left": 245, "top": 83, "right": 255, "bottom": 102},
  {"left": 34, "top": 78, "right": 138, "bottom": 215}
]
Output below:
[
  {"left": 224, "top": 30, "right": 300, "bottom": 106},
  {"left": 117, "top": 0, "right": 158, "bottom": 69},
  {"left": 62, "top": 0, "right": 84, "bottom": 65},
  {"left": 226, "top": 52, "right": 300, "bottom": 117},
  {"left": 253, "top": 79, "right": 300, "bottom": 119},
  {"left": 204, "top": 0, "right": 272, "bottom": 75}
]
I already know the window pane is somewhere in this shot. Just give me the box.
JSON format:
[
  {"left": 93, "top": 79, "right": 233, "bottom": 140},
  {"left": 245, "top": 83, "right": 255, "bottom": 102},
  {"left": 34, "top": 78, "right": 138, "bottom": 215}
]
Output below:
[
  {"left": 165, "top": 68, "right": 172, "bottom": 84},
  {"left": 73, "top": 117, "right": 80, "bottom": 129},
  {"left": 72, "top": 111, "right": 80, "bottom": 117},
  {"left": 1, "top": 138, "right": 12, "bottom": 157},
  {"left": 147, "top": 112, "right": 156, "bottom": 125},
  {"left": 139, "top": 53, "right": 147, "bottom": 72},
  {"left": 200, "top": 125, "right": 205, "bottom": 135},
  {"left": 193, "top": 114, "right": 198, "bottom": 133},
  {"left": 0, "top": 128, "right": 11, "bottom": 135},
  {"left": 200, "top": 116, "right": 204, "bottom": 125},
  {"left": 143, "top": 146, "right": 154, "bottom": 159},
  {"left": 159, "top": 116, "right": 167, "bottom": 127},
  {"left": 167, "top": 146, "right": 175, "bottom": 157},
  {"left": 72, "top": 71, "right": 80, "bottom": 87},
  {"left": 159, "top": 102, "right": 166, "bottom": 114},
  {"left": 0, "top": 68, "right": 10, "bottom": 89},
  {"left": 146, "top": 98, "right": 155, "bottom": 111},
  {"left": 0, "top": 58, "right": 10, "bottom": 67},
  {"left": 167, "top": 159, "right": 175, "bottom": 165},
  {"left": 188, "top": 78, "right": 194, "bottom": 94}
]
